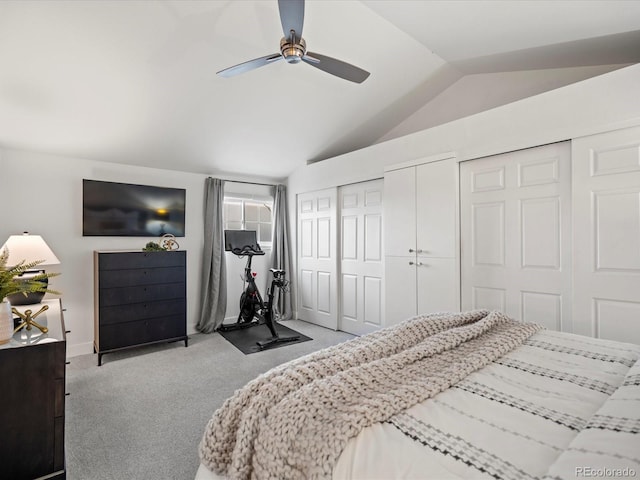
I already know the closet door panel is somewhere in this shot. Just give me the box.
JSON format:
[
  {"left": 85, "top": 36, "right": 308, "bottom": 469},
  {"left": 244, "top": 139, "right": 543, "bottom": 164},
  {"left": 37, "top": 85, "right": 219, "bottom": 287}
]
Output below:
[
  {"left": 471, "top": 285, "right": 506, "bottom": 312},
  {"left": 297, "top": 189, "right": 338, "bottom": 330},
  {"left": 384, "top": 256, "right": 417, "bottom": 325},
  {"left": 573, "top": 125, "right": 640, "bottom": 343},
  {"left": 416, "top": 258, "right": 458, "bottom": 314},
  {"left": 383, "top": 167, "right": 416, "bottom": 257},
  {"left": 521, "top": 291, "right": 562, "bottom": 331},
  {"left": 339, "top": 180, "right": 385, "bottom": 336},
  {"left": 383, "top": 166, "right": 417, "bottom": 324},
  {"left": 460, "top": 142, "right": 571, "bottom": 330},
  {"left": 416, "top": 159, "right": 456, "bottom": 258}
]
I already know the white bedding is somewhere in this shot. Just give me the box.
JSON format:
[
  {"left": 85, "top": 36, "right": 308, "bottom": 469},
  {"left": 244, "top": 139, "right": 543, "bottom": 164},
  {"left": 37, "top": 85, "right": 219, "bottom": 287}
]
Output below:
[{"left": 196, "top": 327, "right": 640, "bottom": 480}]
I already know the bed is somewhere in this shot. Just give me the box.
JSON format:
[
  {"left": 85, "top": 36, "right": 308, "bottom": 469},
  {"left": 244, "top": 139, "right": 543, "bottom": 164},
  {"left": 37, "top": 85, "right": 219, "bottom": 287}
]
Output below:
[{"left": 195, "top": 310, "right": 640, "bottom": 480}]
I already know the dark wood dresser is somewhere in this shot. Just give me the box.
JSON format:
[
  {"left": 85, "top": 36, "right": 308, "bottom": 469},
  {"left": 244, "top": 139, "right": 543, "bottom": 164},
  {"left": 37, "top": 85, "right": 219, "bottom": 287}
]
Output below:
[
  {"left": 94, "top": 250, "right": 188, "bottom": 366},
  {"left": 0, "top": 299, "right": 67, "bottom": 480}
]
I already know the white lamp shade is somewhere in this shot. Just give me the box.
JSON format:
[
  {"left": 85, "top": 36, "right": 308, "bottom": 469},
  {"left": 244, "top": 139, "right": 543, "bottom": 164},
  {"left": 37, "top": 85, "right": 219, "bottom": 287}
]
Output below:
[{"left": 1, "top": 233, "right": 60, "bottom": 267}]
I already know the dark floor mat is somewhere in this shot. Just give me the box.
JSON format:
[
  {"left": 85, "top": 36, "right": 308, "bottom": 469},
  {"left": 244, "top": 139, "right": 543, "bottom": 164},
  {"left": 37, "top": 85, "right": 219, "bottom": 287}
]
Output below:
[{"left": 218, "top": 322, "right": 312, "bottom": 354}]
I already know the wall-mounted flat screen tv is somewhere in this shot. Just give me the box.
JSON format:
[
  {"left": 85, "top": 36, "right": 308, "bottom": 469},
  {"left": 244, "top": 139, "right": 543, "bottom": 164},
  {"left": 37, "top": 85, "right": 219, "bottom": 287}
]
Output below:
[{"left": 83, "top": 179, "right": 186, "bottom": 237}]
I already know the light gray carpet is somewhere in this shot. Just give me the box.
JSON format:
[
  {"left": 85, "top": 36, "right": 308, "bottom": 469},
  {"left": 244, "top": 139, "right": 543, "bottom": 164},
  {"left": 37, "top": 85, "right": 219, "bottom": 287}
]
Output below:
[{"left": 66, "top": 320, "right": 354, "bottom": 480}]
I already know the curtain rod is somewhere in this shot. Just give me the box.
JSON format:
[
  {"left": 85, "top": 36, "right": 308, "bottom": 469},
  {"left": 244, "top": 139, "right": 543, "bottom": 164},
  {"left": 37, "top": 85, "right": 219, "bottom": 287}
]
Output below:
[
  {"left": 218, "top": 178, "right": 279, "bottom": 187},
  {"left": 228, "top": 180, "right": 276, "bottom": 187}
]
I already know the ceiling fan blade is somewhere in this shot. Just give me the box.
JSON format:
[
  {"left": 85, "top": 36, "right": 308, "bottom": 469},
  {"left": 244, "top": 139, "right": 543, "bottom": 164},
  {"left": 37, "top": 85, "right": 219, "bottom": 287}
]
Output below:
[
  {"left": 278, "top": 0, "right": 304, "bottom": 42},
  {"left": 302, "top": 52, "right": 370, "bottom": 84},
  {"left": 217, "top": 53, "right": 282, "bottom": 78}
]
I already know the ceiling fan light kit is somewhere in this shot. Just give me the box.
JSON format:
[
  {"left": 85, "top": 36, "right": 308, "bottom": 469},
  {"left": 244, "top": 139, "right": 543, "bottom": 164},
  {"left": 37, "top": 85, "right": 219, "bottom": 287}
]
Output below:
[{"left": 217, "top": 0, "right": 370, "bottom": 83}]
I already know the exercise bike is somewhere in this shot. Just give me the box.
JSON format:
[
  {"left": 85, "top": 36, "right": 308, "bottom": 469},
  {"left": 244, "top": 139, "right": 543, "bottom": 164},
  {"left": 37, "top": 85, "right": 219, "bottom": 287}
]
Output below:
[{"left": 219, "top": 230, "right": 300, "bottom": 350}]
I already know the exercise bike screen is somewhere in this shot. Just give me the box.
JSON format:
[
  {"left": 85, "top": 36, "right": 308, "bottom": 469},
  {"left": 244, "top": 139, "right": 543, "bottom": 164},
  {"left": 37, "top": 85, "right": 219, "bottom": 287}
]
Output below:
[{"left": 224, "top": 230, "right": 260, "bottom": 252}]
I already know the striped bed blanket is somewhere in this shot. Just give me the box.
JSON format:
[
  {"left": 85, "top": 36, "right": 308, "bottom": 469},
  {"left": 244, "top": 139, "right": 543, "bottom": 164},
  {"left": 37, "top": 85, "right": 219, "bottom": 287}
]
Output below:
[
  {"left": 333, "top": 330, "right": 640, "bottom": 480},
  {"left": 197, "top": 311, "right": 640, "bottom": 480}
]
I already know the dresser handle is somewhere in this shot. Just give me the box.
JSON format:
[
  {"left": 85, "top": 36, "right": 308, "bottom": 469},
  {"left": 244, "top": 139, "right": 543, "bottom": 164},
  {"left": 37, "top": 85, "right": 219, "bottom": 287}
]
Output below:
[
  {"left": 66, "top": 361, "right": 70, "bottom": 365},
  {"left": 65, "top": 330, "right": 71, "bottom": 334},
  {"left": 65, "top": 393, "right": 70, "bottom": 396}
]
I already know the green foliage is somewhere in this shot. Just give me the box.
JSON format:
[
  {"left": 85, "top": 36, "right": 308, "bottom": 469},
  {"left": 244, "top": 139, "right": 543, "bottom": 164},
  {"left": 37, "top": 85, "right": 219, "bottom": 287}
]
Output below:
[
  {"left": 142, "top": 242, "right": 166, "bottom": 252},
  {"left": 0, "top": 247, "right": 61, "bottom": 301}
]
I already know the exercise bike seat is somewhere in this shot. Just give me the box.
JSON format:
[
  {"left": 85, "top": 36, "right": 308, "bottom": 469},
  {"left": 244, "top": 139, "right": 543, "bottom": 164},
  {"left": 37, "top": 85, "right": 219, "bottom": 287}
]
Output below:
[{"left": 269, "top": 268, "right": 285, "bottom": 276}]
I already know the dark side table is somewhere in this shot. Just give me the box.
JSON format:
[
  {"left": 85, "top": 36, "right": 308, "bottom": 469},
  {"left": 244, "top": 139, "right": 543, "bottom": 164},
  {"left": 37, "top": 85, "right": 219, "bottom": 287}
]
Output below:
[{"left": 0, "top": 299, "right": 67, "bottom": 480}]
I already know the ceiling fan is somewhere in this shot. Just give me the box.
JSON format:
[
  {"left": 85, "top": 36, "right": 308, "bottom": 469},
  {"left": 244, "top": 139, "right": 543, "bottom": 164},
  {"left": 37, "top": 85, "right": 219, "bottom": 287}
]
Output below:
[{"left": 217, "top": 0, "right": 370, "bottom": 84}]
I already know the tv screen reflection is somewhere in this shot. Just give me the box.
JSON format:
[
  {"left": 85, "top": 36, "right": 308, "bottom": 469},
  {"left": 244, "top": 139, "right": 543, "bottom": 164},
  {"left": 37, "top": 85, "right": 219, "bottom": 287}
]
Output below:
[{"left": 83, "top": 179, "right": 186, "bottom": 237}]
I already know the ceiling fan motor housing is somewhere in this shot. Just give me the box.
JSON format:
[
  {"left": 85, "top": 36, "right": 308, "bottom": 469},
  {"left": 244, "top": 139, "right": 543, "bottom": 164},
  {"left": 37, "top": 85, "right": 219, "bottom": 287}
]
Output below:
[{"left": 280, "top": 37, "right": 306, "bottom": 63}]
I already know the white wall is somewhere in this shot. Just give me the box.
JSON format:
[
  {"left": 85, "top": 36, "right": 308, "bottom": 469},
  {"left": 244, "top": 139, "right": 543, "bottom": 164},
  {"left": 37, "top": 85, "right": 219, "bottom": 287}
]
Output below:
[
  {"left": 0, "top": 149, "right": 206, "bottom": 357},
  {"left": 289, "top": 63, "right": 640, "bottom": 195},
  {"left": 377, "top": 64, "right": 629, "bottom": 143}
]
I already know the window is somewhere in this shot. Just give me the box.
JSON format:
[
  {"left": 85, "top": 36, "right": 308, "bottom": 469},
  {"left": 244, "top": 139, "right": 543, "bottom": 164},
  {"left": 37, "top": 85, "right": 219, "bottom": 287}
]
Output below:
[{"left": 224, "top": 197, "right": 273, "bottom": 246}]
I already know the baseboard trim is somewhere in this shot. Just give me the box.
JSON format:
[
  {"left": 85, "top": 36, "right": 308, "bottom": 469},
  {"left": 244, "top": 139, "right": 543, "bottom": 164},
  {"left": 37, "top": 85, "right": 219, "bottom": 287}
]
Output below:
[{"left": 66, "top": 341, "right": 94, "bottom": 358}]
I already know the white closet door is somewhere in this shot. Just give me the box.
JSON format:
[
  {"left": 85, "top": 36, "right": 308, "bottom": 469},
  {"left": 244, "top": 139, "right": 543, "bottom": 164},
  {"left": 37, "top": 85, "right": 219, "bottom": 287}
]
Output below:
[
  {"left": 385, "top": 256, "right": 417, "bottom": 322},
  {"left": 384, "top": 166, "right": 417, "bottom": 324},
  {"left": 416, "top": 159, "right": 456, "bottom": 258},
  {"left": 383, "top": 167, "right": 416, "bottom": 257},
  {"left": 460, "top": 142, "right": 572, "bottom": 331},
  {"left": 339, "top": 180, "right": 384, "bottom": 335},
  {"left": 384, "top": 157, "right": 460, "bottom": 324},
  {"left": 297, "top": 189, "right": 338, "bottom": 330},
  {"left": 417, "top": 257, "right": 458, "bottom": 314},
  {"left": 415, "top": 159, "right": 459, "bottom": 315},
  {"left": 573, "top": 125, "right": 640, "bottom": 344}
]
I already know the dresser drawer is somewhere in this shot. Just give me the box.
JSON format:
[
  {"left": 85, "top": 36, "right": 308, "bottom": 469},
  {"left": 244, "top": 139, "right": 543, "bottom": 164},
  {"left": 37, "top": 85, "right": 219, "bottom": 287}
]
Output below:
[
  {"left": 99, "top": 266, "right": 185, "bottom": 288},
  {"left": 99, "top": 316, "right": 186, "bottom": 350},
  {"left": 99, "top": 282, "right": 185, "bottom": 307},
  {"left": 98, "top": 251, "right": 186, "bottom": 270},
  {"left": 99, "top": 298, "right": 186, "bottom": 325}
]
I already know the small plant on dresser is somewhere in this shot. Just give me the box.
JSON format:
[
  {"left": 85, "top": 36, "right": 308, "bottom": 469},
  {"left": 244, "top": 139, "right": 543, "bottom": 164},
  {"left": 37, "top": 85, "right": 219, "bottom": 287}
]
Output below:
[
  {"left": 0, "top": 247, "right": 59, "bottom": 299},
  {"left": 0, "top": 247, "right": 59, "bottom": 344}
]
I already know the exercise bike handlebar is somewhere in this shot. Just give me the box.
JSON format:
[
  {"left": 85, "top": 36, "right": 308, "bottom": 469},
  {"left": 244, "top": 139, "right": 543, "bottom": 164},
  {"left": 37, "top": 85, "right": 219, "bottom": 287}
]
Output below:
[{"left": 231, "top": 244, "right": 265, "bottom": 257}]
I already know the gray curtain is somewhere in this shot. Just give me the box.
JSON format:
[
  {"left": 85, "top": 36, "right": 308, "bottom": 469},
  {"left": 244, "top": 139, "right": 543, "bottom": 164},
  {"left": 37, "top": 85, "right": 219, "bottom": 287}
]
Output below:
[
  {"left": 270, "top": 184, "right": 295, "bottom": 320},
  {"left": 197, "top": 177, "right": 227, "bottom": 332}
]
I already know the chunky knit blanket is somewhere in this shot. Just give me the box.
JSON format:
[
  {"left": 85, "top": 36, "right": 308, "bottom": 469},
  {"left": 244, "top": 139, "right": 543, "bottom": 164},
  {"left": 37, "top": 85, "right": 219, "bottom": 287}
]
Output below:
[{"left": 199, "top": 310, "right": 542, "bottom": 480}]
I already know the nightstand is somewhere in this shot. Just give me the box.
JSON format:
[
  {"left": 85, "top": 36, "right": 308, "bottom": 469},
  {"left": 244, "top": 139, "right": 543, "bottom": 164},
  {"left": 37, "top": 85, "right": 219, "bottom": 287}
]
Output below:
[{"left": 0, "top": 299, "right": 67, "bottom": 480}]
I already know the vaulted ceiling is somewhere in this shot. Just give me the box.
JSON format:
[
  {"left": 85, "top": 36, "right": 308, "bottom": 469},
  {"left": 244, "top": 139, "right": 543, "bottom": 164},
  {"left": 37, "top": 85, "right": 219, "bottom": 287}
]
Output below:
[{"left": 1, "top": 0, "right": 639, "bottom": 180}]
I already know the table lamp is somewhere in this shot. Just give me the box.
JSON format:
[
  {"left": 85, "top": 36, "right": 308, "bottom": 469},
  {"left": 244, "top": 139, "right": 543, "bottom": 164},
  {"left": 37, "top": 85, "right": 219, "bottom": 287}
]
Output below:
[{"left": 1, "top": 232, "right": 60, "bottom": 305}]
